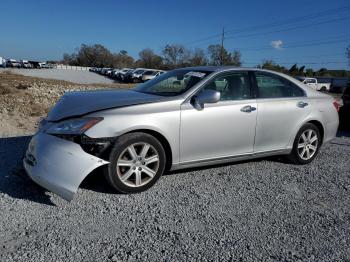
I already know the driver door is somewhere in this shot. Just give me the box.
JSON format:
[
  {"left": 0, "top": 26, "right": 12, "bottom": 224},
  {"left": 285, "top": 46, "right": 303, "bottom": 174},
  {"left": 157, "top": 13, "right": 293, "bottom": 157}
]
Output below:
[{"left": 179, "top": 71, "right": 257, "bottom": 164}]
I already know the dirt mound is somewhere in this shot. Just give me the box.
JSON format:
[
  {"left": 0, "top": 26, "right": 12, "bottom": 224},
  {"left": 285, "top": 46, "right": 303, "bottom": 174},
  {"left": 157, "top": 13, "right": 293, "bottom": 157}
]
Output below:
[{"left": 0, "top": 71, "right": 134, "bottom": 136}]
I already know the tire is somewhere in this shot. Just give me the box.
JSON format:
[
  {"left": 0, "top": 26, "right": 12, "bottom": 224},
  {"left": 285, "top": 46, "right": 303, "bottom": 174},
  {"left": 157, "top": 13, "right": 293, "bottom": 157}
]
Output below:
[
  {"left": 320, "top": 86, "right": 326, "bottom": 92},
  {"left": 104, "top": 132, "right": 166, "bottom": 193},
  {"left": 288, "top": 123, "right": 321, "bottom": 164}
]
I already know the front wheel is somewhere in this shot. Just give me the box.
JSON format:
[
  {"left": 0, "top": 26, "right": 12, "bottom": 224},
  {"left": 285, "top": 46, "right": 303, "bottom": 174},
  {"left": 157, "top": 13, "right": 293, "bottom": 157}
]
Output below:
[
  {"left": 288, "top": 123, "right": 321, "bottom": 164},
  {"left": 320, "top": 86, "right": 327, "bottom": 92},
  {"left": 105, "top": 132, "right": 166, "bottom": 193}
]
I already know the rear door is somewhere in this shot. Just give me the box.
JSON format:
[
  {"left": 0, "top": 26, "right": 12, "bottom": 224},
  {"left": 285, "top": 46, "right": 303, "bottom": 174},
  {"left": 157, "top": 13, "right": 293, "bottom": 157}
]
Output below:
[{"left": 253, "top": 71, "right": 310, "bottom": 152}]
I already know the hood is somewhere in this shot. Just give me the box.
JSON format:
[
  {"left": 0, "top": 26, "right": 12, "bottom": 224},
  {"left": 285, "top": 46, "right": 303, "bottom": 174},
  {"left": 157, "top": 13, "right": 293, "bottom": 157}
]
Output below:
[{"left": 47, "top": 89, "right": 165, "bottom": 122}]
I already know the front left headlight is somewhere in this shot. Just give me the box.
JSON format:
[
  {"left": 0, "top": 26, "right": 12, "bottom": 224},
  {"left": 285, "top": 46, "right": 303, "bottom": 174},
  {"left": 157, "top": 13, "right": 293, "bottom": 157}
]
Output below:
[{"left": 46, "top": 117, "right": 103, "bottom": 135}]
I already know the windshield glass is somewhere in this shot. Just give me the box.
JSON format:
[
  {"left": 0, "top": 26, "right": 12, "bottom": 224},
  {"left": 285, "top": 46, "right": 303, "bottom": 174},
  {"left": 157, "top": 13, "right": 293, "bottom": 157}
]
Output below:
[{"left": 134, "top": 69, "right": 212, "bottom": 96}]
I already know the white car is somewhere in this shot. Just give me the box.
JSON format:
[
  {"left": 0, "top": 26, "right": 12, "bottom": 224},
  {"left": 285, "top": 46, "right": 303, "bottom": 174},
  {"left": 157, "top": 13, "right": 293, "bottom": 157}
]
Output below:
[
  {"left": 0, "top": 57, "right": 5, "bottom": 68},
  {"left": 7, "top": 59, "right": 21, "bottom": 68},
  {"left": 298, "top": 77, "right": 331, "bottom": 92},
  {"left": 141, "top": 70, "right": 165, "bottom": 82},
  {"left": 23, "top": 67, "right": 339, "bottom": 200},
  {"left": 20, "top": 60, "right": 32, "bottom": 68}
]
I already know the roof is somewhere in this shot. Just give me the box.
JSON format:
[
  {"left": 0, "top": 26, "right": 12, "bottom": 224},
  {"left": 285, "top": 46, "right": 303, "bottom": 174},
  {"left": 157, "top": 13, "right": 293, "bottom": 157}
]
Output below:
[{"left": 179, "top": 66, "right": 263, "bottom": 72}]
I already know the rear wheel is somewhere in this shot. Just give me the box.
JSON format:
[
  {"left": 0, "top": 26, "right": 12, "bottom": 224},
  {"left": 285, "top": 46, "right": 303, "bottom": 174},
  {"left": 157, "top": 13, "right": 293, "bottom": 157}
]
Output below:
[
  {"left": 320, "top": 86, "right": 327, "bottom": 92},
  {"left": 105, "top": 132, "right": 166, "bottom": 193},
  {"left": 288, "top": 123, "right": 321, "bottom": 164}
]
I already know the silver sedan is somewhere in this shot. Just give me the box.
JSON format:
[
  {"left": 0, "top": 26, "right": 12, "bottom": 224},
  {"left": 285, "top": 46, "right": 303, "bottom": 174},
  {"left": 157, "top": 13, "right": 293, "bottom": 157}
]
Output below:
[{"left": 23, "top": 67, "right": 339, "bottom": 200}]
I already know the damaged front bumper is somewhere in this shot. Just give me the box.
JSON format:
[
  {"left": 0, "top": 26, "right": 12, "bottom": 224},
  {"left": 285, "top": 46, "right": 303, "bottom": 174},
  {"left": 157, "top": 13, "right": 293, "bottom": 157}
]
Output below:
[{"left": 23, "top": 132, "right": 109, "bottom": 201}]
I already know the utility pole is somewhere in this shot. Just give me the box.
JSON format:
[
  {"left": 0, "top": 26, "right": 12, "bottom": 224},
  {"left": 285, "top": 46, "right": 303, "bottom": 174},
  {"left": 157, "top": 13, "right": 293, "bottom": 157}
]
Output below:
[{"left": 220, "top": 27, "right": 225, "bottom": 65}]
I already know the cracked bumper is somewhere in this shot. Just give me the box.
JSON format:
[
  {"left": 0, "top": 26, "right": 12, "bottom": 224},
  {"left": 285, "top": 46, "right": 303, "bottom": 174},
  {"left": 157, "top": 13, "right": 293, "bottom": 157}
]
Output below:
[{"left": 23, "top": 132, "right": 109, "bottom": 201}]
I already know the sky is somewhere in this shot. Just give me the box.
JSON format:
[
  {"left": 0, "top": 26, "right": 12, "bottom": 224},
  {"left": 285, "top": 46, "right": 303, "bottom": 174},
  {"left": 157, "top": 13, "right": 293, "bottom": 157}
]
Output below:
[{"left": 0, "top": 0, "right": 349, "bottom": 70}]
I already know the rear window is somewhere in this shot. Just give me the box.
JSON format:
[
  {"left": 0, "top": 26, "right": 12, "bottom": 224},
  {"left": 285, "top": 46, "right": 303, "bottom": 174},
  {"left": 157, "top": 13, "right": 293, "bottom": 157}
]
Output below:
[{"left": 255, "top": 73, "right": 305, "bottom": 98}]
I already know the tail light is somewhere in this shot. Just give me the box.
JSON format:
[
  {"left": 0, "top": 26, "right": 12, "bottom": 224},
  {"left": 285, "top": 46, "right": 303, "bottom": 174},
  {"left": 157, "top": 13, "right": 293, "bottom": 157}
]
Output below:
[{"left": 333, "top": 101, "right": 340, "bottom": 112}]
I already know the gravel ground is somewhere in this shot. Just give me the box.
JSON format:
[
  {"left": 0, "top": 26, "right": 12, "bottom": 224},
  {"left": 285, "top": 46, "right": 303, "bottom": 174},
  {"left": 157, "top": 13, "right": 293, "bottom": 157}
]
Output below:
[
  {"left": 0, "top": 132, "right": 349, "bottom": 261},
  {"left": 0, "top": 71, "right": 349, "bottom": 261},
  {"left": 3, "top": 69, "right": 115, "bottom": 84}
]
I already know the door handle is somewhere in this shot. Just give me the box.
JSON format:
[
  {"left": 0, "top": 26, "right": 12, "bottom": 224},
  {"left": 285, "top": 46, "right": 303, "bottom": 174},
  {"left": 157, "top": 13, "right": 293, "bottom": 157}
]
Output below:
[
  {"left": 297, "top": 101, "right": 308, "bottom": 108},
  {"left": 240, "top": 105, "right": 256, "bottom": 113}
]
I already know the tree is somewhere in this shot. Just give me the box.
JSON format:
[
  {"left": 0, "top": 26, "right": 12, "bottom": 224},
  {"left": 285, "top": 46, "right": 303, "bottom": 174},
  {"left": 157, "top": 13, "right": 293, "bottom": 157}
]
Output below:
[
  {"left": 162, "top": 44, "right": 187, "bottom": 68},
  {"left": 62, "top": 53, "right": 77, "bottom": 65},
  {"left": 112, "top": 51, "right": 134, "bottom": 68},
  {"left": 188, "top": 48, "right": 208, "bottom": 66},
  {"left": 230, "top": 50, "right": 242, "bottom": 67},
  {"left": 298, "top": 65, "right": 305, "bottom": 76},
  {"left": 288, "top": 64, "right": 299, "bottom": 76},
  {"left": 138, "top": 48, "right": 163, "bottom": 68},
  {"left": 207, "top": 44, "right": 230, "bottom": 65},
  {"left": 316, "top": 68, "right": 331, "bottom": 77},
  {"left": 61, "top": 44, "right": 136, "bottom": 68},
  {"left": 207, "top": 45, "right": 242, "bottom": 66},
  {"left": 259, "top": 60, "right": 287, "bottom": 73},
  {"left": 305, "top": 68, "right": 314, "bottom": 77},
  {"left": 77, "top": 44, "right": 114, "bottom": 67}
]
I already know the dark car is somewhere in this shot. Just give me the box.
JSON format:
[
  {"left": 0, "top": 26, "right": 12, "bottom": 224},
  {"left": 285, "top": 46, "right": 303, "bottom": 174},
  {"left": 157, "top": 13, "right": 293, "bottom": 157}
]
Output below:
[{"left": 339, "top": 82, "right": 350, "bottom": 130}]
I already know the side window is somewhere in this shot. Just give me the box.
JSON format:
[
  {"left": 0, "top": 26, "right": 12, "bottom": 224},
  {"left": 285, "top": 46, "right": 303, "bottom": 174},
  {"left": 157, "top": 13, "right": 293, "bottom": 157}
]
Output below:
[
  {"left": 255, "top": 73, "right": 304, "bottom": 98},
  {"left": 305, "top": 78, "right": 316, "bottom": 84},
  {"left": 202, "top": 72, "right": 251, "bottom": 101}
]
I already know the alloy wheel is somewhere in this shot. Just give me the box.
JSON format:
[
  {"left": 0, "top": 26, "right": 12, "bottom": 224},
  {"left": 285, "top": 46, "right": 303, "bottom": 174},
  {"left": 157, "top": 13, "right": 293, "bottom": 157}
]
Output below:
[
  {"left": 116, "top": 143, "right": 160, "bottom": 187},
  {"left": 297, "top": 129, "right": 318, "bottom": 160}
]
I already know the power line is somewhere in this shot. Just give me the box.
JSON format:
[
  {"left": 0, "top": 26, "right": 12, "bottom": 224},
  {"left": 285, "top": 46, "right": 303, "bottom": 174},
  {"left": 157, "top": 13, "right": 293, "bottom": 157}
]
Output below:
[
  {"left": 224, "top": 16, "right": 350, "bottom": 41},
  {"left": 269, "top": 52, "right": 346, "bottom": 60},
  {"left": 224, "top": 4, "right": 350, "bottom": 36},
  {"left": 184, "top": 4, "right": 350, "bottom": 46},
  {"left": 237, "top": 36, "right": 350, "bottom": 52}
]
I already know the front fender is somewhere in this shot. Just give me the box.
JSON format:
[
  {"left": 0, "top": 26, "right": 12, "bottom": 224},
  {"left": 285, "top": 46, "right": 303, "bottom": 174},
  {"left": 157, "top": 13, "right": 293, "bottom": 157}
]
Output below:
[{"left": 84, "top": 101, "right": 181, "bottom": 165}]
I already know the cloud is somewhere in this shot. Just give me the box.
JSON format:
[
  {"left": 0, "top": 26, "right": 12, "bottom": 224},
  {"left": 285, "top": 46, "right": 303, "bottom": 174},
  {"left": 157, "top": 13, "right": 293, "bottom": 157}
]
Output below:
[{"left": 271, "top": 40, "right": 283, "bottom": 50}]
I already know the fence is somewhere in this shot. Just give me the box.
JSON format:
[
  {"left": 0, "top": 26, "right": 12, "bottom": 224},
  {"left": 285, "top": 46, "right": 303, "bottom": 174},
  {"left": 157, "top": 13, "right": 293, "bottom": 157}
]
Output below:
[{"left": 55, "top": 64, "right": 91, "bottom": 71}]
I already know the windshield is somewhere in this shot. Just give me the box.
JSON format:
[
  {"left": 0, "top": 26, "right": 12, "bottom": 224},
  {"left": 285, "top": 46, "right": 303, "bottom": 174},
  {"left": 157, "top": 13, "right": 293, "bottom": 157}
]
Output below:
[{"left": 134, "top": 69, "right": 212, "bottom": 96}]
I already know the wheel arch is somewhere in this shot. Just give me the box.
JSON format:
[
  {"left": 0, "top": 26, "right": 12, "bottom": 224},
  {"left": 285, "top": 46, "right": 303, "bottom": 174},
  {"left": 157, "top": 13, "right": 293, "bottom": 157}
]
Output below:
[
  {"left": 288, "top": 118, "right": 325, "bottom": 149},
  {"left": 306, "top": 120, "right": 324, "bottom": 145},
  {"left": 124, "top": 129, "right": 173, "bottom": 171}
]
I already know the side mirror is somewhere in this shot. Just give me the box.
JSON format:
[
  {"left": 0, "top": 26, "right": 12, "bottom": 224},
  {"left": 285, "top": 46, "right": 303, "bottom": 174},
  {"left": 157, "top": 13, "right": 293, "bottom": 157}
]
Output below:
[{"left": 192, "top": 90, "right": 220, "bottom": 110}]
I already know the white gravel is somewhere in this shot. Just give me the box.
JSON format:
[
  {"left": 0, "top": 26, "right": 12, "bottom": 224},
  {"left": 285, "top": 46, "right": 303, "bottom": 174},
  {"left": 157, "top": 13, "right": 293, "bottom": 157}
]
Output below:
[
  {"left": 0, "top": 132, "right": 349, "bottom": 261},
  {"left": 5, "top": 69, "right": 115, "bottom": 84}
]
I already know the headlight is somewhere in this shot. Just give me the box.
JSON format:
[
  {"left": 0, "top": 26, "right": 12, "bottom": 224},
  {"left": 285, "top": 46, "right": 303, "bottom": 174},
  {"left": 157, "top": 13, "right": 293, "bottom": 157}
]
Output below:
[{"left": 46, "top": 117, "right": 103, "bottom": 135}]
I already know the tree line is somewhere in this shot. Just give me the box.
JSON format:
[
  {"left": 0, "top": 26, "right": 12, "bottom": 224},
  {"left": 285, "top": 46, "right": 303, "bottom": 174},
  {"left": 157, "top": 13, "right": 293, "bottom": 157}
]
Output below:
[
  {"left": 62, "top": 44, "right": 242, "bottom": 69},
  {"left": 62, "top": 43, "right": 350, "bottom": 77},
  {"left": 258, "top": 60, "right": 350, "bottom": 77}
]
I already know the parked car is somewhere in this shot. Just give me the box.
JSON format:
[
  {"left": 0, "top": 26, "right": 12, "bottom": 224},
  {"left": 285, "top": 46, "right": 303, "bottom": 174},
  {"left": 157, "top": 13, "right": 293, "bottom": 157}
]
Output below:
[
  {"left": 7, "top": 59, "right": 21, "bottom": 68},
  {"left": 339, "top": 82, "right": 350, "bottom": 130},
  {"left": 0, "top": 57, "right": 5, "bottom": 68},
  {"left": 121, "top": 68, "right": 145, "bottom": 82},
  {"left": 142, "top": 70, "right": 165, "bottom": 82},
  {"left": 118, "top": 68, "right": 133, "bottom": 81},
  {"left": 105, "top": 68, "right": 114, "bottom": 76},
  {"left": 110, "top": 69, "right": 120, "bottom": 78},
  {"left": 296, "top": 77, "right": 331, "bottom": 92},
  {"left": 23, "top": 67, "right": 339, "bottom": 201},
  {"left": 20, "top": 60, "right": 32, "bottom": 68},
  {"left": 39, "top": 62, "right": 53, "bottom": 69},
  {"left": 130, "top": 69, "right": 147, "bottom": 82}
]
